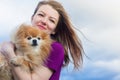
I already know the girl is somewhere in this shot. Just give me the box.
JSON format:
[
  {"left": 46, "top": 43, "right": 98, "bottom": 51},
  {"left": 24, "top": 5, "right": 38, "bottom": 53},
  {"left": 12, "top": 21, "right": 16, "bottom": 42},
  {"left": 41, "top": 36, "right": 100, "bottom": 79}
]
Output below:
[{"left": 0, "top": 0, "right": 84, "bottom": 80}]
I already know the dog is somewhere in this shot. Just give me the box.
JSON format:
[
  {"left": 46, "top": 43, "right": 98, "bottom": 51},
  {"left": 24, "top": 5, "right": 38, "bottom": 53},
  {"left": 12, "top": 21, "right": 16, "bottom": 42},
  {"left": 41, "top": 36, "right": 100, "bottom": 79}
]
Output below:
[{"left": 0, "top": 24, "right": 52, "bottom": 80}]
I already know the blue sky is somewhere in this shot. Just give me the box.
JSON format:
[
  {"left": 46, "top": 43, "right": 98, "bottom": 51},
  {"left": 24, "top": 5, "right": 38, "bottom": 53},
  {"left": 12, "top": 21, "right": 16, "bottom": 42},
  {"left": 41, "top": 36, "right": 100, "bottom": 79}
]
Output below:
[{"left": 0, "top": 0, "right": 120, "bottom": 80}]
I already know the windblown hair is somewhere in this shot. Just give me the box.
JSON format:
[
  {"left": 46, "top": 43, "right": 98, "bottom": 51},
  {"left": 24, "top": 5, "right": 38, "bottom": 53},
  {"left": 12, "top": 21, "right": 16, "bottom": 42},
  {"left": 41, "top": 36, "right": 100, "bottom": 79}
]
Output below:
[{"left": 32, "top": 0, "right": 84, "bottom": 69}]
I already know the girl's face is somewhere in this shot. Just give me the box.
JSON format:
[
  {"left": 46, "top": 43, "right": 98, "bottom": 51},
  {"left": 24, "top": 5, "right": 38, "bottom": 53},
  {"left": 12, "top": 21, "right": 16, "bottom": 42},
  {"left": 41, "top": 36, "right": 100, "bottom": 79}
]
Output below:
[{"left": 31, "top": 5, "right": 59, "bottom": 35}]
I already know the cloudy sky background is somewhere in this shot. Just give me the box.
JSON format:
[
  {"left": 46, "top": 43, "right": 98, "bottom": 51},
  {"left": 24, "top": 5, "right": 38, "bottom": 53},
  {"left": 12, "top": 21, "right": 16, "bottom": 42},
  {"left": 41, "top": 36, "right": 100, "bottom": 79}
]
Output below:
[{"left": 0, "top": 0, "right": 120, "bottom": 80}]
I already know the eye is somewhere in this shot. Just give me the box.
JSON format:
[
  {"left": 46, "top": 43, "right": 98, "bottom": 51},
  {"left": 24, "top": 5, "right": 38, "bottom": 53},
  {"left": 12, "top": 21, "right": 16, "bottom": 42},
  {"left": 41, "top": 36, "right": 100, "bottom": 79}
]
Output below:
[
  {"left": 27, "top": 37, "right": 32, "bottom": 40},
  {"left": 38, "top": 13, "right": 44, "bottom": 17},
  {"left": 38, "top": 37, "right": 41, "bottom": 40},
  {"left": 50, "top": 19, "right": 55, "bottom": 24}
]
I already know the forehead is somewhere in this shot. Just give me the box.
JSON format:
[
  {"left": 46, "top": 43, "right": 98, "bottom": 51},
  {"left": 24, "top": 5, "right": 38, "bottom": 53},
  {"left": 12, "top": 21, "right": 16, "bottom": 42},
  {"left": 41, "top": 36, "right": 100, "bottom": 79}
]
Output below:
[{"left": 37, "top": 5, "right": 59, "bottom": 19}]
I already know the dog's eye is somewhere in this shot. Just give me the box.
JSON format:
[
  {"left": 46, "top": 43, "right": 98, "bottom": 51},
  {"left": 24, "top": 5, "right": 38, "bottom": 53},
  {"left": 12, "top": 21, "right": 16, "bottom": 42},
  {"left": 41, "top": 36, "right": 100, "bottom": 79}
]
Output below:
[
  {"left": 38, "top": 37, "right": 40, "bottom": 40},
  {"left": 27, "top": 37, "right": 32, "bottom": 40}
]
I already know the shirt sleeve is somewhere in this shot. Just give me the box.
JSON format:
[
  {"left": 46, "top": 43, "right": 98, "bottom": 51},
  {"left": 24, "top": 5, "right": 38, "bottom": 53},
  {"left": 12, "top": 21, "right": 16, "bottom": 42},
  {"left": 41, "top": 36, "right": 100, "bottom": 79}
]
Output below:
[{"left": 45, "top": 42, "right": 64, "bottom": 72}]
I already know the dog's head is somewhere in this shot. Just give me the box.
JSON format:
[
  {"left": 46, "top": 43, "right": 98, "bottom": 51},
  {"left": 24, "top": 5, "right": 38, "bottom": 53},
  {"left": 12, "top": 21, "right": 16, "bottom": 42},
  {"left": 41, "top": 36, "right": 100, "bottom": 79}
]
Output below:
[{"left": 12, "top": 24, "right": 52, "bottom": 52}]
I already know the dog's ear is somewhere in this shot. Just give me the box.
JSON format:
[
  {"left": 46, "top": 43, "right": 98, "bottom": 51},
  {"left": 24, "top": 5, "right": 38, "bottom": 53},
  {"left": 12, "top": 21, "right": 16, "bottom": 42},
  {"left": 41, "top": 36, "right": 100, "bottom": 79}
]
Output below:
[
  {"left": 19, "top": 24, "right": 29, "bottom": 30},
  {"left": 16, "top": 24, "right": 29, "bottom": 37},
  {"left": 10, "top": 23, "right": 30, "bottom": 43}
]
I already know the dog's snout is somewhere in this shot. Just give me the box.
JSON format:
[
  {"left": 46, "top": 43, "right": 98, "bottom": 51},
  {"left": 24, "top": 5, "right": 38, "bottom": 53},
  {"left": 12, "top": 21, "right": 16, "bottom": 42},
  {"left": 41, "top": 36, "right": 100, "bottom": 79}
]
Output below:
[
  {"left": 33, "top": 39, "right": 37, "bottom": 43},
  {"left": 32, "top": 39, "right": 38, "bottom": 46}
]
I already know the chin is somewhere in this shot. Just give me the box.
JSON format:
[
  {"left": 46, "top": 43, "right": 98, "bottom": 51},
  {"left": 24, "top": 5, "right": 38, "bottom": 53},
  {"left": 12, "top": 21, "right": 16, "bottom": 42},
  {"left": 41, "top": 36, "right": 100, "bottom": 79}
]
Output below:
[{"left": 0, "top": 24, "right": 52, "bottom": 80}]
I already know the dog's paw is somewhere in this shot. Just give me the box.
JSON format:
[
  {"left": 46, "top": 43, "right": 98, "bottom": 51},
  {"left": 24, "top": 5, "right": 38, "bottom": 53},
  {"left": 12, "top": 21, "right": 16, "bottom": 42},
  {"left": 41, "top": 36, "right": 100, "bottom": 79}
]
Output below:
[
  {"left": 10, "top": 57, "right": 20, "bottom": 66},
  {"left": 10, "top": 56, "right": 23, "bottom": 66}
]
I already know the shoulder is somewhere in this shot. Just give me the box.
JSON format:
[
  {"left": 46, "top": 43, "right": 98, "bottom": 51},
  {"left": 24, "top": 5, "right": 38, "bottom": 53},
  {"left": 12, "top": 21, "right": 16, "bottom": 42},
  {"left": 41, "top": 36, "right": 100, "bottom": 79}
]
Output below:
[
  {"left": 50, "top": 41, "right": 64, "bottom": 58},
  {"left": 51, "top": 42, "right": 64, "bottom": 51}
]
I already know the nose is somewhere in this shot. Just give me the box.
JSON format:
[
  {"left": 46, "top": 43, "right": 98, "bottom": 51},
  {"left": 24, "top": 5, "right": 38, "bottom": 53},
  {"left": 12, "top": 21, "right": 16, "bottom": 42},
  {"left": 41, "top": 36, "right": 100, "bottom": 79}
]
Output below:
[
  {"left": 32, "top": 39, "right": 38, "bottom": 46},
  {"left": 41, "top": 17, "right": 47, "bottom": 25}
]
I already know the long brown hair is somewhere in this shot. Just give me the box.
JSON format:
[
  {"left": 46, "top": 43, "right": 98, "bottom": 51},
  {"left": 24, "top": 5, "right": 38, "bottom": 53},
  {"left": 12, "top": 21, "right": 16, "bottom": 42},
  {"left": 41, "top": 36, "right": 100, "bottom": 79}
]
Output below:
[{"left": 32, "top": 0, "right": 84, "bottom": 69}]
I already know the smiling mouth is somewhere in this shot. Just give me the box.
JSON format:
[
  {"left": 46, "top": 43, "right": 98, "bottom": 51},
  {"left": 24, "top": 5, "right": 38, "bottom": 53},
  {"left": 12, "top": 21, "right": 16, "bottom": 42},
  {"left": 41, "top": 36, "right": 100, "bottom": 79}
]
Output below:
[{"left": 37, "top": 25, "right": 46, "bottom": 30}]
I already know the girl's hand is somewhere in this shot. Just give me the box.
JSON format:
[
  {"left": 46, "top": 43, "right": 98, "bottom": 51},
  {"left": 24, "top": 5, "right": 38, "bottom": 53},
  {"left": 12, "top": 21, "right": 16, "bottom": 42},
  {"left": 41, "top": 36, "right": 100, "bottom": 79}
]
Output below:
[{"left": 0, "top": 42, "right": 16, "bottom": 60}]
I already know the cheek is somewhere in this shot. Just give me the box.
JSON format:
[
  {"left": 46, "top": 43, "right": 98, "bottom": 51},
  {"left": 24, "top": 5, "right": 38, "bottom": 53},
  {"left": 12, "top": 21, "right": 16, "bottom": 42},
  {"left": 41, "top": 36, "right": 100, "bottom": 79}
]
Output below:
[
  {"left": 48, "top": 24, "right": 56, "bottom": 33},
  {"left": 49, "top": 22, "right": 57, "bottom": 30}
]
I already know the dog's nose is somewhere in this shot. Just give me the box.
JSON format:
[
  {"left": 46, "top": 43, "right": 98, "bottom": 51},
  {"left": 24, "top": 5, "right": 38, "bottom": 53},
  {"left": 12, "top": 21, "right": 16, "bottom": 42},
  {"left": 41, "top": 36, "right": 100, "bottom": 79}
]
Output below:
[{"left": 32, "top": 39, "right": 38, "bottom": 46}]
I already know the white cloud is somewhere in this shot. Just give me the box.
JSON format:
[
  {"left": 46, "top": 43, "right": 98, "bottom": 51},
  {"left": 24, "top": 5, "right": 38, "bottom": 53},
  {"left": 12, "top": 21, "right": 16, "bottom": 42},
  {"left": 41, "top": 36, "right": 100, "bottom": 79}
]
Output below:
[
  {"left": 68, "top": 0, "right": 120, "bottom": 17},
  {"left": 81, "top": 25, "right": 120, "bottom": 52},
  {"left": 94, "top": 59, "right": 120, "bottom": 73},
  {"left": 93, "top": 59, "right": 120, "bottom": 80},
  {"left": 73, "top": 0, "right": 120, "bottom": 52}
]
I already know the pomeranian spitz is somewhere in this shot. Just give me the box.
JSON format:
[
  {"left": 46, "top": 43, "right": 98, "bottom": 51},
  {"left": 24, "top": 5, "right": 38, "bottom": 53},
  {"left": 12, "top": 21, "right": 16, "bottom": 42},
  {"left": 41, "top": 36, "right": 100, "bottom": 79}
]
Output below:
[{"left": 0, "top": 24, "right": 52, "bottom": 80}]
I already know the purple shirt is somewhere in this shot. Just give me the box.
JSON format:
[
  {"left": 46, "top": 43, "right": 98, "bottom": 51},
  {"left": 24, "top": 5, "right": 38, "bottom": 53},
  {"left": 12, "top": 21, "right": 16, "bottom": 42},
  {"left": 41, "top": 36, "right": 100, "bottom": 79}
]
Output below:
[{"left": 45, "top": 41, "right": 64, "bottom": 80}]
